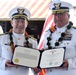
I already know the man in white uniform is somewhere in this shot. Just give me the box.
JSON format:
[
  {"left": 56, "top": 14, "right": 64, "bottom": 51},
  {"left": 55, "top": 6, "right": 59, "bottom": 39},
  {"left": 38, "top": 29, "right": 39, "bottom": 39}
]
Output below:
[
  {"left": 0, "top": 7, "right": 38, "bottom": 75},
  {"left": 43, "top": 1, "right": 76, "bottom": 75}
]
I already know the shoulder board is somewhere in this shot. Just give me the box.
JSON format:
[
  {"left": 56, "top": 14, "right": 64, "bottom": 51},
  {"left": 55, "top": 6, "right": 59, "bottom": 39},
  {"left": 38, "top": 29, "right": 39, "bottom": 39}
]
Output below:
[
  {"left": 72, "top": 26, "right": 76, "bottom": 29},
  {"left": 46, "top": 28, "right": 50, "bottom": 32},
  {"left": 28, "top": 35, "right": 37, "bottom": 41},
  {"left": 0, "top": 33, "right": 9, "bottom": 36}
]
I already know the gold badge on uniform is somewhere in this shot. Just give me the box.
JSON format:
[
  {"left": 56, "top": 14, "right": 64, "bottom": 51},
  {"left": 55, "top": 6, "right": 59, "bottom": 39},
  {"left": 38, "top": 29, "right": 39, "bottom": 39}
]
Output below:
[{"left": 18, "top": 38, "right": 20, "bottom": 40}]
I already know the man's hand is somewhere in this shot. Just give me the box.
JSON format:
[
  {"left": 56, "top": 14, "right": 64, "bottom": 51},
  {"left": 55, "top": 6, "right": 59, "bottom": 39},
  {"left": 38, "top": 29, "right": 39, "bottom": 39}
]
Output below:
[
  {"left": 61, "top": 59, "right": 68, "bottom": 68},
  {"left": 5, "top": 60, "right": 16, "bottom": 67},
  {"left": 55, "top": 59, "right": 68, "bottom": 69},
  {"left": 33, "top": 67, "right": 42, "bottom": 73}
]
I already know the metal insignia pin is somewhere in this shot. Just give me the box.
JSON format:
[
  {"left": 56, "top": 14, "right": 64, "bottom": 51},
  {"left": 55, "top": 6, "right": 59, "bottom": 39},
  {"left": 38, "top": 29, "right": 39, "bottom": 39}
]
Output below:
[
  {"left": 54, "top": 3, "right": 61, "bottom": 9},
  {"left": 17, "top": 8, "right": 24, "bottom": 14}
]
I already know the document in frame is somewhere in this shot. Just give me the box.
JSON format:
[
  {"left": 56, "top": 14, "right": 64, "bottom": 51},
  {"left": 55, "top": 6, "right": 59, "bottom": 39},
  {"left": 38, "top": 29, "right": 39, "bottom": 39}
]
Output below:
[
  {"left": 12, "top": 46, "right": 40, "bottom": 67},
  {"left": 12, "top": 46, "right": 64, "bottom": 68},
  {"left": 40, "top": 48, "right": 64, "bottom": 68}
]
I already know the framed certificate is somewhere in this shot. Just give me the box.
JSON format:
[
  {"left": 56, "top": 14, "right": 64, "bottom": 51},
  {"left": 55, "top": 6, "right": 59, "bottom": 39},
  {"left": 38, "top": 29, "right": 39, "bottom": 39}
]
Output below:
[{"left": 12, "top": 46, "right": 65, "bottom": 68}]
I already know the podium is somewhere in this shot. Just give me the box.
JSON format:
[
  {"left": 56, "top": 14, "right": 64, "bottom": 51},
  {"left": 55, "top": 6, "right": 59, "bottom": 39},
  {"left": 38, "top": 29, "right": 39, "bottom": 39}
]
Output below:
[{"left": 12, "top": 46, "right": 65, "bottom": 68}]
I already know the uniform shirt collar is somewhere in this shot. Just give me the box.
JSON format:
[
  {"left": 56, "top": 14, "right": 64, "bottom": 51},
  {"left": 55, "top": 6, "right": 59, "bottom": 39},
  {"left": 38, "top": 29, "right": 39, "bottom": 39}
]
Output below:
[
  {"left": 56, "top": 22, "right": 69, "bottom": 31},
  {"left": 13, "top": 32, "right": 24, "bottom": 37}
]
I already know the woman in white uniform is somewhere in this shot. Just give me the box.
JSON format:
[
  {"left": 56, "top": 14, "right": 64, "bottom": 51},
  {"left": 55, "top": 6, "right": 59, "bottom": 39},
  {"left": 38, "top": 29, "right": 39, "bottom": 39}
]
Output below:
[{"left": 0, "top": 7, "right": 38, "bottom": 75}]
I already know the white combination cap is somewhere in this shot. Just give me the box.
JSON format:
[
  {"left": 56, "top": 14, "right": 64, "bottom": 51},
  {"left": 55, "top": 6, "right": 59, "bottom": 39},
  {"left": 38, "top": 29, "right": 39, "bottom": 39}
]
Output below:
[
  {"left": 9, "top": 7, "right": 31, "bottom": 20},
  {"left": 50, "top": 1, "right": 73, "bottom": 14}
]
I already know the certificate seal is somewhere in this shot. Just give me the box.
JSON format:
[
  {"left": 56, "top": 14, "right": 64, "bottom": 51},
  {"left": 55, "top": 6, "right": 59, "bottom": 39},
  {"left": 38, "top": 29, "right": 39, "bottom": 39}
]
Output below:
[
  {"left": 49, "top": 62, "right": 53, "bottom": 65},
  {"left": 14, "top": 58, "right": 19, "bottom": 63}
]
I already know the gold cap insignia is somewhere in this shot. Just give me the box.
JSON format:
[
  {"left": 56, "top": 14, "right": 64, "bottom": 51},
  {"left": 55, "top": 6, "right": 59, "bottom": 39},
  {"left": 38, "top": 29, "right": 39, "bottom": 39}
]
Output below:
[
  {"left": 17, "top": 8, "right": 24, "bottom": 14},
  {"left": 54, "top": 3, "right": 61, "bottom": 9}
]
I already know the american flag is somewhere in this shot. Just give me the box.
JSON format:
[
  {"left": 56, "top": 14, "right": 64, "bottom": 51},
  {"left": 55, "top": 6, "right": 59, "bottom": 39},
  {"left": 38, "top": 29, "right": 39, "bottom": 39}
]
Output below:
[
  {"left": 38, "top": 10, "right": 54, "bottom": 50},
  {"left": 38, "top": 0, "right": 61, "bottom": 74},
  {"left": 38, "top": 0, "right": 61, "bottom": 50},
  {"left": 38, "top": 3, "right": 55, "bottom": 75},
  {"left": 38, "top": 10, "right": 54, "bottom": 75}
]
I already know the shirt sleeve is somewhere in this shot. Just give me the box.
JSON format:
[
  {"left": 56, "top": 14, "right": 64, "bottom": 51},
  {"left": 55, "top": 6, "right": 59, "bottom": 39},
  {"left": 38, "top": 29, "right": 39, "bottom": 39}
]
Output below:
[{"left": 0, "top": 36, "right": 7, "bottom": 70}]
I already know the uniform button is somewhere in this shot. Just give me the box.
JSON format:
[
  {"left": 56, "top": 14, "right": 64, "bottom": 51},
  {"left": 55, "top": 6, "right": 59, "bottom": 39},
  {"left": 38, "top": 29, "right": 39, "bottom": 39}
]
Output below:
[
  {"left": 50, "top": 34, "right": 52, "bottom": 36},
  {"left": 7, "top": 49, "right": 9, "bottom": 50},
  {"left": 64, "top": 43, "right": 66, "bottom": 45},
  {"left": 58, "top": 31, "right": 61, "bottom": 34},
  {"left": 16, "top": 66, "right": 18, "bottom": 68},
  {"left": 50, "top": 69, "right": 52, "bottom": 72},
  {"left": 55, "top": 40, "right": 58, "bottom": 42},
  {"left": 18, "top": 38, "right": 20, "bottom": 40},
  {"left": 67, "top": 42, "right": 69, "bottom": 44}
]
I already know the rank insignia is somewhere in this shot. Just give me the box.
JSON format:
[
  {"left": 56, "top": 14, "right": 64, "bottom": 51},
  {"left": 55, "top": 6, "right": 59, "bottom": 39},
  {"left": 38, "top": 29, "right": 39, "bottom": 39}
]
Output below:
[
  {"left": 17, "top": 8, "right": 24, "bottom": 14},
  {"left": 54, "top": 3, "right": 61, "bottom": 9}
]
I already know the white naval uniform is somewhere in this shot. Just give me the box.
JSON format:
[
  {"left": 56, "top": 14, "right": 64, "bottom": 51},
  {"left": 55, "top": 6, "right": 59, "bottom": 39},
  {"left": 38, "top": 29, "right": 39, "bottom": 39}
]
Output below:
[
  {"left": 0, "top": 32, "right": 38, "bottom": 75},
  {"left": 44, "top": 23, "right": 76, "bottom": 75}
]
